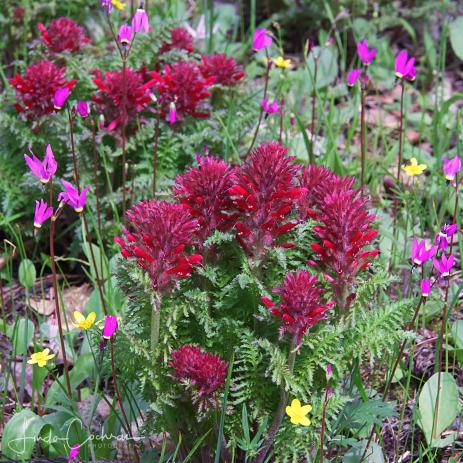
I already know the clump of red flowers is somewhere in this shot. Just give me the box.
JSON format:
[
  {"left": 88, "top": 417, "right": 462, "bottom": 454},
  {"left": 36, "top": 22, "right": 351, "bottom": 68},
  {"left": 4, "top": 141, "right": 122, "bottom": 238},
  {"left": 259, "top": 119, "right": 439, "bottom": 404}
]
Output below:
[
  {"left": 38, "top": 17, "right": 89, "bottom": 53},
  {"left": 262, "top": 271, "right": 333, "bottom": 344},
  {"left": 10, "top": 60, "right": 76, "bottom": 119},
  {"left": 160, "top": 27, "right": 194, "bottom": 54},
  {"left": 170, "top": 344, "right": 228, "bottom": 398},
  {"left": 173, "top": 155, "right": 235, "bottom": 243},
  {"left": 115, "top": 200, "right": 202, "bottom": 295},
  {"left": 229, "top": 141, "right": 304, "bottom": 259},
  {"left": 92, "top": 68, "right": 155, "bottom": 131},
  {"left": 150, "top": 61, "right": 215, "bottom": 121},
  {"left": 199, "top": 54, "right": 245, "bottom": 87}
]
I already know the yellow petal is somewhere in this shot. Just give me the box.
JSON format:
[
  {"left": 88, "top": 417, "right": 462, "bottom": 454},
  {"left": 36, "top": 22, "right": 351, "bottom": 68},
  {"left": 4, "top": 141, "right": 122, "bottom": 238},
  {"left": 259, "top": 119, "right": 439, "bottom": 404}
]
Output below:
[
  {"left": 87, "top": 312, "right": 97, "bottom": 325},
  {"left": 45, "top": 353, "right": 56, "bottom": 361},
  {"left": 74, "top": 311, "right": 85, "bottom": 323},
  {"left": 42, "top": 348, "right": 50, "bottom": 355},
  {"left": 290, "top": 416, "right": 300, "bottom": 425},
  {"left": 285, "top": 405, "right": 294, "bottom": 417},
  {"left": 298, "top": 416, "right": 311, "bottom": 426},
  {"left": 291, "top": 399, "right": 301, "bottom": 409},
  {"left": 300, "top": 404, "right": 312, "bottom": 414},
  {"left": 27, "top": 358, "right": 37, "bottom": 365}
]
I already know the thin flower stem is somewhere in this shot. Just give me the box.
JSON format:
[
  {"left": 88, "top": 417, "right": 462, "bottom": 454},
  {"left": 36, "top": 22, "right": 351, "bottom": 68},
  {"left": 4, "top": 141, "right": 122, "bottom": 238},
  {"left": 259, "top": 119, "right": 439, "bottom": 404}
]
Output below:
[
  {"left": 153, "top": 110, "right": 161, "bottom": 197},
  {"left": 121, "top": 57, "right": 128, "bottom": 218},
  {"left": 396, "top": 80, "right": 405, "bottom": 183},
  {"left": 360, "top": 86, "right": 366, "bottom": 192},
  {"left": 278, "top": 106, "right": 284, "bottom": 144},
  {"left": 247, "top": 49, "right": 270, "bottom": 155},
  {"left": 110, "top": 339, "right": 139, "bottom": 462},
  {"left": 150, "top": 293, "right": 161, "bottom": 354},
  {"left": 309, "top": 57, "right": 318, "bottom": 164},
  {"left": 255, "top": 337, "right": 297, "bottom": 463},
  {"left": 90, "top": 118, "right": 103, "bottom": 238},
  {"left": 319, "top": 380, "right": 329, "bottom": 463},
  {"left": 49, "top": 180, "right": 72, "bottom": 398}
]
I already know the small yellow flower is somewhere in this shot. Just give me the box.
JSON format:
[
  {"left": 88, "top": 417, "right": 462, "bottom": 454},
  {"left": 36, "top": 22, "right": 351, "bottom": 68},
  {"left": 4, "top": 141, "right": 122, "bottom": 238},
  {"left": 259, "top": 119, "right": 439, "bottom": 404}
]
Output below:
[
  {"left": 111, "top": 0, "right": 126, "bottom": 10},
  {"left": 73, "top": 311, "right": 96, "bottom": 330},
  {"left": 273, "top": 56, "right": 292, "bottom": 69},
  {"left": 27, "top": 349, "right": 55, "bottom": 368},
  {"left": 401, "top": 157, "right": 427, "bottom": 176},
  {"left": 285, "top": 399, "right": 312, "bottom": 426}
]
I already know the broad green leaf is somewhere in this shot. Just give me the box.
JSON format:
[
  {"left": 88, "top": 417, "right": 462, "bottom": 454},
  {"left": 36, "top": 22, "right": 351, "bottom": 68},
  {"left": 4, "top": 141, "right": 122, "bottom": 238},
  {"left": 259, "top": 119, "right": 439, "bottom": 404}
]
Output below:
[
  {"left": 449, "top": 17, "right": 463, "bottom": 61},
  {"left": 82, "top": 242, "right": 110, "bottom": 282},
  {"left": 306, "top": 46, "right": 339, "bottom": 91},
  {"left": 18, "top": 259, "right": 36, "bottom": 289},
  {"left": 451, "top": 320, "right": 463, "bottom": 349},
  {"left": 7, "top": 318, "right": 34, "bottom": 356},
  {"left": 418, "top": 372, "right": 459, "bottom": 445},
  {"left": 2, "top": 409, "right": 50, "bottom": 459},
  {"left": 343, "top": 439, "right": 385, "bottom": 463}
]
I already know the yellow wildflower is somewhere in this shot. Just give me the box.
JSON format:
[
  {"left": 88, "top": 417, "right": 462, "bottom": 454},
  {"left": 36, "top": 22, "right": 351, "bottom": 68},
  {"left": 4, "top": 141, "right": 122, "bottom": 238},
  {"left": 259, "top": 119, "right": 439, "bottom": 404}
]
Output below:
[
  {"left": 273, "top": 56, "right": 292, "bottom": 69},
  {"left": 402, "top": 157, "right": 427, "bottom": 176},
  {"left": 285, "top": 399, "right": 312, "bottom": 426},
  {"left": 73, "top": 311, "right": 96, "bottom": 330},
  {"left": 111, "top": 0, "right": 126, "bottom": 10},
  {"left": 27, "top": 349, "right": 55, "bottom": 368}
]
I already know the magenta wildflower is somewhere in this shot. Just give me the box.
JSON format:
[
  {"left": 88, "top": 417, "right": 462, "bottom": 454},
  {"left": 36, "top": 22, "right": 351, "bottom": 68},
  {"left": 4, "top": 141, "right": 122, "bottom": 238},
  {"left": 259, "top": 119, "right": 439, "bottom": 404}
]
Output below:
[
  {"left": 433, "top": 253, "right": 454, "bottom": 278},
  {"left": 118, "top": 24, "right": 132, "bottom": 45},
  {"left": 356, "top": 40, "right": 376, "bottom": 66},
  {"left": 327, "top": 387, "right": 333, "bottom": 399},
  {"left": 168, "top": 102, "right": 177, "bottom": 124},
  {"left": 58, "top": 180, "right": 90, "bottom": 213},
  {"left": 68, "top": 444, "right": 80, "bottom": 463},
  {"left": 77, "top": 100, "right": 89, "bottom": 118},
  {"left": 101, "top": 0, "right": 112, "bottom": 12},
  {"left": 395, "top": 50, "right": 416, "bottom": 81},
  {"left": 262, "top": 271, "right": 334, "bottom": 344},
  {"left": 253, "top": 28, "right": 272, "bottom": 51},
  {"left": 443, "top": 156, "right": 461, "bottom": 182},
  {"left": 347, "top": 69, "right": 362, "bottom": 87},
  {"left": 421, "top": 279, "right": 431, "bottom": 298},
  {"left": 326, "top": 364, "right": 332, "bottom": 380},
  {"left": 435, "top": 223, "right": 458, "bottom": 250},
  {"left": 262, "top": 97, "right": 280, "bottom": 114},
  {"left": 132, "top": 8, "right": 149, "bottom": 33},
  {"left": 34, "top": 200, "right": 53, "bottom": 229},
  {"left": 411, "top": 238, "right": 437, "bottom": 266},
  {"left": 24, "top": 144, "right": 57, "bottom": 184},
  {"left": 102, "top": 315, "right": 118, "bottom": 339},
  {"left": 53, "top": 87, "right": 71, "bottom": 110}
]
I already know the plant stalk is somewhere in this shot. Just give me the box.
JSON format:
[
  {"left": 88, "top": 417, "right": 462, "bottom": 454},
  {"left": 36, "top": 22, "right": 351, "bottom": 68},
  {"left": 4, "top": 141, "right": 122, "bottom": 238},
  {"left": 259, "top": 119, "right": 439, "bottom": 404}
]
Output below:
[
  {"left": 360, "top": 86, "right": 366, "bottom": 192},
  {"left": 309, "top": 56, "right": 319, "bottom": 164},
  {"left": 153, "top": 110, "right": 161, "bottom": 197}
]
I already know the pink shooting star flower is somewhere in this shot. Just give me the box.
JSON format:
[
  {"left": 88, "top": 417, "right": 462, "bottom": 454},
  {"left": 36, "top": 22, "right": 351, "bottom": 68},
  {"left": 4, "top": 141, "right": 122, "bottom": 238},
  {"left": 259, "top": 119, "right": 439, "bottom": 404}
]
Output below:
[
  {"left": 262, "top": 97, "right": 279, "bottom": 114},
  {"left": 168, "top": 101, "right": 177, "bottom": 124},
  {"left": 443, "top": 156, "right": 461, "bottom": 182},
  {"left": 326, "top": 364, "right": 332, "bottom": 380},
  {"left": 347, "top": 69, "right": 362, "bottom": 87},
  {"left": 102, "top": 315, "right": 118, "bottom": 339},
  {"left": 34, "top": 200, "right": 53, "bottom": 230},
  {"left": 253, "top": 28, "right": 272, "bottom": 51},
  {"left": 357, "top": 40, "right": 376, "bottom": 66},
  {"left": 77, "top": 100, "right": 89, "bottom": 118},
  {"left": 395, "top": 50, "right": 416, "bottom": 81},
  {"left": 433, "top": 253, "right": 454, "bottom": 278},
  {"left": 421, "top": 279, "right": 431, "bottom": 298},
  {"left": 24, "top": 144, "right": 57, "bottom": 184},
  {"left": 68, "top": 444, "right": 80, "bottom": 463},
  {"left": 132, "top": 8, "right": 149, "bottom": 33},
  {"left": 101, "top": 0, "right": 112, "bottom": 12},
  {"left": 118, "top": 24, "right": 132, "bottom": 45},
  {"left": 58, "top": 180, "right": 90, "bottom": 213},
  {"left": 435, "top": 223, "right": 458, "bottom": 250},
  {"left": 411, "top": 238, "right": 437, "bottom": 266},
  {"left": 53, "top": 87, "right": 71, "bottom": 110}
]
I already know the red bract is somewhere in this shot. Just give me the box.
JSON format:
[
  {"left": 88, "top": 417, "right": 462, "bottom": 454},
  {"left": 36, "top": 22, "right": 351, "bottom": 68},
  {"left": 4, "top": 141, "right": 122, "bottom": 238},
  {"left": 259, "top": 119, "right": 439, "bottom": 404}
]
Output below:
[
  {"left": 160, "top": 27, "right": 194, "bottom": 54},
  {"left": 92, "top": 68, "right": 155, "bottom": 131},
  {"left": 308, "top": 182, "right": 378, "bottom": 310},
  {"left": 116, "top": 200, "right": 202, "bottom": 294},
  {"left": 169, "top": 345, "right": 228, "bottom": 397},
  {"left": 10, "top": 60, "right": 76, "bottom": 119},
  {"left": 262, "top": 271, "right": 333, "bottom": 343},
  {"left": 229, "top": 141, "right": 304, "bottom": 259},
  {"left": 199, "top": 54, "right": 245, "bottom": 86},
  {"left": 173, "top": 156, "right": 235, "bottom": 243},
  {"left": 38, "top": 17, "right": 89, "bottom": 53},
  {"left": 150, "top": 61, "right": 215, "bottom": 121}
]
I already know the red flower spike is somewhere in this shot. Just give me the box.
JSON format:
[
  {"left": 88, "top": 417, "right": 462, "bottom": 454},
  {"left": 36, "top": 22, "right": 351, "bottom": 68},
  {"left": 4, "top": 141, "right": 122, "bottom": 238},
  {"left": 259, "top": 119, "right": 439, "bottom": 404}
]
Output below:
[
  {"left": 122, "top": 200, "right": 202, "bottom": 295},
  {"left": 199, "top": 53, "right": 245, "bottom": 87},
  {"left": 261, "top": 296, "right": 275, "bottom": 309},
  {"left": 10, "top": 60, "right": 76, "bottom": 119},
  {"left": 38, "top": 17, "right": 89, "bottom": 53},
  {"left": 114, "top": 236, "right": 125, "bottom": 247},
  {"left": 268, "top": 271, "right": 333, "bottom": 343},
  {"left": 160, "top": 27, "right": 194, "bottom": 54},
  {"left": 169, "top": 345, "right": 228, "bottom": 397},
  {"left": 230, "top": 141, "right": 301, "bottom": 258},
  {"left": 173, "top": 156, "right": 235, "bottom": 244}
]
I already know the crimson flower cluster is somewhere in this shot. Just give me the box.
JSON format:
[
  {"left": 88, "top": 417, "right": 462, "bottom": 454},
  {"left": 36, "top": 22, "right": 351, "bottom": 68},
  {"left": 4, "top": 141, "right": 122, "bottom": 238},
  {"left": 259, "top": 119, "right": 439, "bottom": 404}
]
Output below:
[
  {"left": 169, "top": 345, "right": 228, "bottom": 397},
  {"left": 92, "top": 68, "right": 155, "bottom": 131},
  {"left": 38, "top": 17, "right": 89, "bottom": 53},
  {"left": 159, "top": 27, "right": 194, "bottom": 54},
  {"left": 10, "top": 60, "right": 76, "bottom": 119},
  {"left": 115, "top": 200, "right": 202, "bottom": 295},
  {"left": 173, "top": 155, "right": 235, "bottom": 243},
  {"left": 199, "top": 54, "right": 245, "bottom": 87},
  {"left": 150, "top": 61, "right": 215, "bottom": 121},
  {"left": 262, "top": 271, "right": 334, "bottom": 343},
  {"left": 229, "top": 141, "right": 304, "bottom": 259}
]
